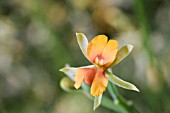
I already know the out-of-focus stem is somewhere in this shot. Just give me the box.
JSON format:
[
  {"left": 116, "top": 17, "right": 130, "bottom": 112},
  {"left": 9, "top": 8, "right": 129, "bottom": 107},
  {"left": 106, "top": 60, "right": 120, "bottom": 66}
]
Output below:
[
  {"left": 133, "top": 0, "right": 153, "bottom": 62},
  {"left": 133, "top": 0, "right": 164, "bottom": 82},
  {"left": 108, "top": 82, "right": 118, "bottom": 101},
  {"left": 82, "top": 83, "right": 140, "bottom": 113},
  {"left": 108, "top": 83, "right": 140, "bottom": 113}
]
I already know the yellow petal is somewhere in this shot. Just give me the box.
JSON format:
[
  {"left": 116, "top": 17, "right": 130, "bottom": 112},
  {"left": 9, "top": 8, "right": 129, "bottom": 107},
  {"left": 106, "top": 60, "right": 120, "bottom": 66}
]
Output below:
[
  {"left": 74, "top": 68, "right": 88, "bottom": 89},
  {"left": 90, "top": 69, "right": 108, "bottom": 96},
  {"left": 87, "top": 35, "right": 108, "bottom": 63},
  {"left": 101, "top": 40, "right": 118, "bottom": 67}
]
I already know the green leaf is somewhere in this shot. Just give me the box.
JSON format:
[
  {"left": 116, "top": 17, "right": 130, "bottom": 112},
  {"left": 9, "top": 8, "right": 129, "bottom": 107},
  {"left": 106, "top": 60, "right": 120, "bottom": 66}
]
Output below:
[
  {"left": 59, "top": 65, "right": 94, "bottom": 81},
  {"left": 76, "top": 33, "right": 88, "bottom": 57},
  {"left": 93, "top": 94, "right": 102, "bottom": 110},
  {"left": 111, "top": 44, "right": 133, "bottom": 67},
  {"left": 105, "top": 71, "right": 139, "bottom": 92}
]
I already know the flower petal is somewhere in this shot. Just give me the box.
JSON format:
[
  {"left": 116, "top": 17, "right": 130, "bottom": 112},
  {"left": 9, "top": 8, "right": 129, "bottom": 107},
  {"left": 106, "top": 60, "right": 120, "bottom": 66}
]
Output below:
[
  {"left": 91, "top": 69, "right": 108, "bottom": 96},
  {"left": 87, "top": 35, "right": 108, "bottom": 63},
  {"left": 110, "top": 44, "right": 133, "bottom": 67},
  {"left": 105, "top": 71, "right": 139, "bottom": 92},
  {"left": 76, "top": 33, "right": 88, "bottom": 57},
  {"left": 101, "top": 40, "right": 118, "bottom": 67},
  {"left": 84, "top": 67, "right": 97, "bottom": 85},
  {"left": 74, "top": 68, "right": 88, "bottom": 89}
]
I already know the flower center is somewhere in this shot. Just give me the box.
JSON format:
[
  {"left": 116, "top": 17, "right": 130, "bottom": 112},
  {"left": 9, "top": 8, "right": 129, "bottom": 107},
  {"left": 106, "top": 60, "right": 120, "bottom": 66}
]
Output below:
[{"left": 95, "top": 56, "right": 104, "bottom": 66}]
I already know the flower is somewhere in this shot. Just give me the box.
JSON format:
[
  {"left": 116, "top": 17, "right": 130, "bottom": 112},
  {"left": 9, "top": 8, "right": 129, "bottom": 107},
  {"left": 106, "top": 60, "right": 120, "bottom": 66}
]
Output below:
[
  {"left": 74, "top": 35, "right": 118, "bottom": 96},
  {"left": 60, "top": 33, "right": 139, "bottom": 97}
]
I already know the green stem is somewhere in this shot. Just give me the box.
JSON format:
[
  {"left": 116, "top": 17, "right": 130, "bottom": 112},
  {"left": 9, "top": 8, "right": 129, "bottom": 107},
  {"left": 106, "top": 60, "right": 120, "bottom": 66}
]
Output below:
[
  {"left": 133, "top": 0, "right": 153, "bottom": 61},
  {"left": 133, "top": 0, "right": 164, "bottom": 83},
  {"left": 82, "top": 90, "right": 129, "bottom": 113},
  {"left": 108, "top": 82, "right": 118, "bottom": 101},
  {"left": 101, "top": 96, "right": 130, "bottom": 113},
  {"left": 108, "top": 83, "right": 140, "bottom": 113},
  {"left": 82, "top": 83, "right": 140, "bottom": 113}
]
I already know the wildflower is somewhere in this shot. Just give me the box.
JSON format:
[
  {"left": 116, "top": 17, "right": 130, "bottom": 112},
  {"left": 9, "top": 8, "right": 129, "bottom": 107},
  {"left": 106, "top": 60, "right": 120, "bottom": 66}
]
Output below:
[
  {"left": 74, "top": 35, "right": 119, "bottom": 96},
  {"left": 60, "top": 33, "right": 139, "bottom": 97}
]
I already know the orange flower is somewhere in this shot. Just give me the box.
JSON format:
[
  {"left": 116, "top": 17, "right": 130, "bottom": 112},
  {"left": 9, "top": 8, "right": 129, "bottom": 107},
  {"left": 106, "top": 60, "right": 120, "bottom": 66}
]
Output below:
[
  {"left": 60, "top": 33, "right": 139, "bottom": 110},
  {"left": 74, "top": 35, "right": 118, "bottom": 96}
]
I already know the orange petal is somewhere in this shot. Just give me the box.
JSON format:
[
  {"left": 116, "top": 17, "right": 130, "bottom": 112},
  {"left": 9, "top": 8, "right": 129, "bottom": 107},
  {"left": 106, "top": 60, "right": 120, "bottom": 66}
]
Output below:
[
  {"left": 74, "top": 68, "right": 88, "bottom": 89},
  {"left": 90, "top": 69, "right": 108, "bottom": 96},
  {"left": 84, "top": 67, "right": 97, "bottom": 85},
  {"left": 101, "top": 40, "right": 118, "bottom": 67},
  {"left": 87, "top": 35, "right": 108, "bottom": 63}
]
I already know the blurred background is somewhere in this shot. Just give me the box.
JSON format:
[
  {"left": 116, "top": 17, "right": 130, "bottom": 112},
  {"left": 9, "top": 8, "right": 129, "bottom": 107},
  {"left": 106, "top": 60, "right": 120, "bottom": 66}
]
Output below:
[{"left": 0, "top": 0, "right": 170, "bottom": 113}]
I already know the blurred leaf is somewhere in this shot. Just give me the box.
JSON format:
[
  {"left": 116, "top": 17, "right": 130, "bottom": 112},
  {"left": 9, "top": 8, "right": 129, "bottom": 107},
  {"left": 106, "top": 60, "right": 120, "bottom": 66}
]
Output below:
[
  {"left": 93, "top": 94, "right": 102, "bottom": 110},
  {"left": 110, "top": 44, "right": 133, "bottom": 67},
  {"left": 76, "top": 33, "right": 88, "bottom": 57},
  {"left": 105, "top": 71, "right": 139, "bottom": 92}
]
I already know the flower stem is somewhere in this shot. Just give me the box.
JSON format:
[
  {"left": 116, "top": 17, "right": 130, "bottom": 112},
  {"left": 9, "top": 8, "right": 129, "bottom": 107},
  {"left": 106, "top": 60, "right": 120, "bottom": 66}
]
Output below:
[
  {"left": 107, "top": 82, "right": 118, "bottom": 102},
  {"left": 107, "top": 82, "right": 140, "bottom": 113},
  {"left": 82, "top": 83, "right": 140, "bottom": 113},
  {"left": 133, "top": 0, "right": 164, "bottom": 84}
]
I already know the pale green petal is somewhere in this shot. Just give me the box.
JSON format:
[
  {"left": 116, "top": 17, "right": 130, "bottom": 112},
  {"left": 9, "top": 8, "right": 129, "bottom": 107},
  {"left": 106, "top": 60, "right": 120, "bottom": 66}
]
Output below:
[
  {"left": 59, "top": 65, "right": 94, "bottom": 81},
  {"left": 105, "top": 71, "right": 139, "bottom": 92},
  {"left": 110, "top": 44, "right": 133, "bottom": 67},
  {"left": 93, "top": 94, "right": 102, "bottom": 110},
  {"left": 76, "top": 33, "right": 88, "bottom": 57}
]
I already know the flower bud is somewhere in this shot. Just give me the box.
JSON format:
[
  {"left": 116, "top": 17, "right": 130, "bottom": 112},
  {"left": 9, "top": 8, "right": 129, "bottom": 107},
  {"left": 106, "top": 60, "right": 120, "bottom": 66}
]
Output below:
[{"left": 60, "top": 77, "right": 75, "bottom": 92}]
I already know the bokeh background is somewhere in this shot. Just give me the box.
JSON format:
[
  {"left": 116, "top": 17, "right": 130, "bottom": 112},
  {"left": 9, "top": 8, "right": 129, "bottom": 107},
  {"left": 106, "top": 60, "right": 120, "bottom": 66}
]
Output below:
[{"left": 0, "top": 0, "right": 170, "bottom": 113}]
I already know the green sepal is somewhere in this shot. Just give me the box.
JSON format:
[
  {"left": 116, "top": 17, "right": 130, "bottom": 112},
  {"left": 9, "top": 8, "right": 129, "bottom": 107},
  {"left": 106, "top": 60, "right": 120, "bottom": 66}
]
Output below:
[
  {"left": 93, "top": 94, "right": 102, "bottom": 110},
  {"left": 105, "top": 71, "right": 139, "bottom": 92},
  {"left": 111, "top": 44, "right": 133, "bottom": 67},
  {"left": 76, "top": 33, "right": 88, "bottom": 58},
  {"left": 59, "top": 65, "right": 94, "bottom": 81}
]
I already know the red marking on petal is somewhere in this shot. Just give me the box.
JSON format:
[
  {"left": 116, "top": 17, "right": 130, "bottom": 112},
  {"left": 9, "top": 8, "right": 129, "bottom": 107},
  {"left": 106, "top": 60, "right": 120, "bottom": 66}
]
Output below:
[{"left": 84, "top": 67, "right": 97, "bottom": 85}]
